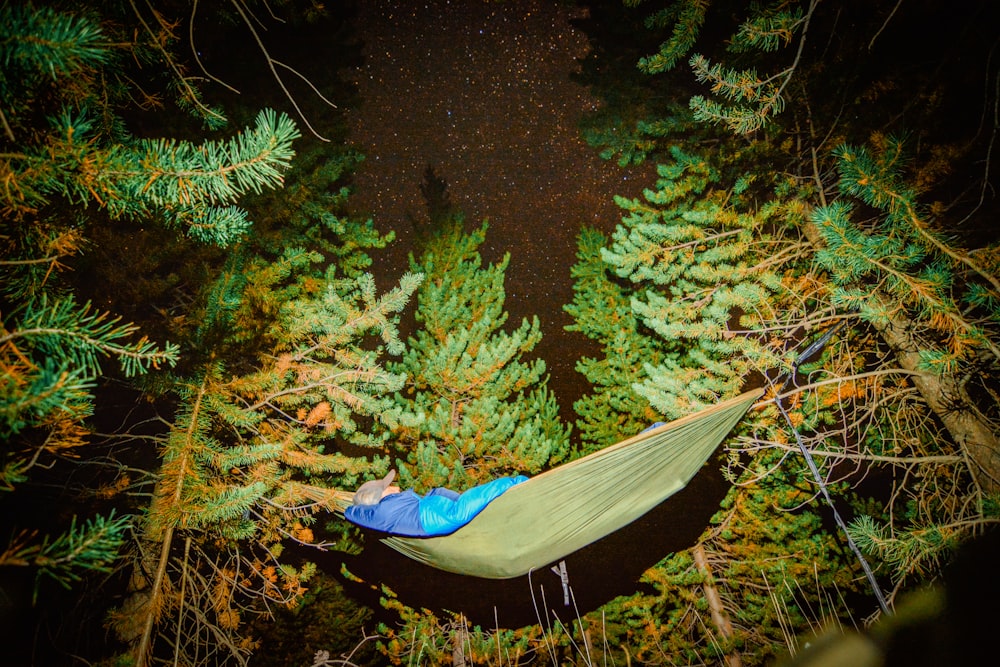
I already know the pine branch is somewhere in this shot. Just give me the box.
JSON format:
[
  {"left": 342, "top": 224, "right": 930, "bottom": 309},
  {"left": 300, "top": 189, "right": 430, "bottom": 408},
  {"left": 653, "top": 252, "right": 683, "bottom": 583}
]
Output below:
[
  {"left": 642, "top": 0, "right": 819, "bottom": 134},
  {"left": 836, "top": 142, "right": 1000, "bottom": 297},
  {"left": 730, "top": 6, "right": 804, "bottom": 53},
  {"left": 2, "top": 295, "right": 179, "bottom": 377},
  {"left": 0, "top": 356, "right": 92, "bottom": 437},
  {"left": 393, "top": 218, "right": 568, "bottom": 487},
  {"left": 0, "top": 511, "right": 130, "bottom": 604},
  {"left": 5, "top": 108, "right": 299, "bottom": 245},
  {"left": 847, "top": 514, "right": 1000, "bottom": 583},
  {"left": 0, "top": 4, "right": 107, "bottom": 80},
  {"left": 123, "top": 108, "right": 300, "bottom": 208},
  {"left": 815, "top": 143, "right": 1000, "bottom": 366},
  {"left": 638, "top": 0, "right": 710, "bottom": 73}
]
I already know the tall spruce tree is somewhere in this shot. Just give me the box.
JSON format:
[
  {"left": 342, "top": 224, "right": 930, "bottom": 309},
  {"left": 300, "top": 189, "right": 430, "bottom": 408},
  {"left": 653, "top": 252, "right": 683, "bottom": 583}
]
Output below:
[
  {"left": 390, "top": 213, "right": 570, "bottom": 490},
  {"left": 370, "top": 208, "right": 575, "bottom": 663},
  {"left": 564, "top": 226, "right": 665, "bottom": 452},
  {"left": 599, "top": 147, "right": 790, "bottom": 415}
]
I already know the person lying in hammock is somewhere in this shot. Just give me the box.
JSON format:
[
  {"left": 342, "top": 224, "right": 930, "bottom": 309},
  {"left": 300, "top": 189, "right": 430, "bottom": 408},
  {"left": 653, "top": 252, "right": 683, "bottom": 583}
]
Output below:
[{"left": 344, "top": 469, "right": 528, "bottom": 537}]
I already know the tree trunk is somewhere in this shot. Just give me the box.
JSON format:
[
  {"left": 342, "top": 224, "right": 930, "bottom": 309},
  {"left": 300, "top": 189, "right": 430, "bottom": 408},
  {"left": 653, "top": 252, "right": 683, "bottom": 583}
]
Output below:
[
  {"left": 800, "top": 219, "right": 1000, "bottom": 495},
  {"left": 693, "top": 544, "right": 742, "bottom": 667},
  {"left": 130, "top": 375, "right": 206, "bottom": 667},
  {"left": 875, "top": 315, "right": 1000, "bottom": 494},
  {"left": 452, "top": 617, "right": 468, "bottom": 667}
]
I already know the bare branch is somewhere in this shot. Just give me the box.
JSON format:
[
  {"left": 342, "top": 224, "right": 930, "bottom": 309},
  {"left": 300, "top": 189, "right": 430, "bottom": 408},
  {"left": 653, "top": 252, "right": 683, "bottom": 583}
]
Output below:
[
  {"left": 189, "top": 0, "right": 240, "bottom": 94},
  {"left": 228, "top": 0, "right": 331, "bottom": 142}
]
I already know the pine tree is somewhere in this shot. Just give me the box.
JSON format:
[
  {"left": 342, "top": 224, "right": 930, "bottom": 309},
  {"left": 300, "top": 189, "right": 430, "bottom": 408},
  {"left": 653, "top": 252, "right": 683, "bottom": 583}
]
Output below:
[
  {"left": 813, "top": 137, "right": 1000, "bottom": 586},
  {"left": 101, "top": 146, "right": 422, "bottom": 662},
  {"left": 114, "top": 264, "right": 421, "bottom": 667},
  {"left": 391, "top": 215, "right": 570, "bottom": 490},
  {"left": 0, "top": 3, "right": 298, "bottom": 611},
  {"left": 627, "top": 0, "right": 1000, "bottom": 588},
  {"left": 564, "top": 226, "right": 665, "bottom": 451},
  {"left": 366, "top": 177, "right": 571, "bottom": 662},
  {"left": 600, "top": 146, "right": 790, "bottom": 416},
  {"left": 565, "top": 142, "right": 868, "bottom": 663}
]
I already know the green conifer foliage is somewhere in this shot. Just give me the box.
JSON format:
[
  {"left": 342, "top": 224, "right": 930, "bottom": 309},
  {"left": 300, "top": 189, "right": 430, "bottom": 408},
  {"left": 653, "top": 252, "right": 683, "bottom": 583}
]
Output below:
[
  {"left": 118, "top": 256, "right": 421, "bottom": 665},
  {"left": 807, "top": 138, "right": 1000, "bottom": 586},
  {"left": 634, "top": 0, "right": 819, "bottom": 134},
  {"left": 102, "top": 137, "right": 421, "bottom": 664},
  {"left": 0, "top": 510, "right": 130, "bottom": 605},
  {"left": 378, "top": 592, "right": 539, "bottom": 666},
  {"left": 600, "top": 146, "right": 789, "bottom": 417},
  {"left": 815, "top": 138, "right": 1000, "bottom": 372},
  {"left": 564, "top": 227, "right": 666, "bottom": 451},
  {"left": 564, "top": 141, "right": 877, "bottom": 662},
  {"left": 0, "top": 4, "right": 299, "bottom": 246},
  {"left": 607, "top": 0, "right": 1000, "bottom": 597},
  {"left": 558, "top": 1, "right": 1000, "bottom": 663},
  {"left": 391, "top": 218, "right": 570, "bottom": 490},
  {"left": 635, "top": 0, "right": 709, "bottom": 72},
  {"left": 0, "top": 3, "right": 296, "bottom": 611},
  {"left": 573, "top": 3, "right": 1000, "bottom": 656},
  {"left": 5, "top": 104, "right": 298, "bottom": 246},
  {"left": 248, "top": 148, "right": 395, "bottom": 279}
]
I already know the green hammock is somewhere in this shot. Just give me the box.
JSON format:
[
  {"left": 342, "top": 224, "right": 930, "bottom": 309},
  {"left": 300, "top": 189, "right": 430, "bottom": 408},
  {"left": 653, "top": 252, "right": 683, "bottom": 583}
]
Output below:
[{"left": 381, "top": 389, "right": 763, "bottom": 579}]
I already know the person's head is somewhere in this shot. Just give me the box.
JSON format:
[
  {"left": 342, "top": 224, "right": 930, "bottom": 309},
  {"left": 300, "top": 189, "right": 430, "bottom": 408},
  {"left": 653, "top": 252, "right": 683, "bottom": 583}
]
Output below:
[{"left": 352, "top": 469, "right": 400, "bottom": 506}]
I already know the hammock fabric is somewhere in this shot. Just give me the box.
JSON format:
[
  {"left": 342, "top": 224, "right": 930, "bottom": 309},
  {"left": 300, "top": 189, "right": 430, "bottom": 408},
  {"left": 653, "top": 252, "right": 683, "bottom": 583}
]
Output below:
[{"left": 379, "top": 389, "right": 763, "bottom": 579}]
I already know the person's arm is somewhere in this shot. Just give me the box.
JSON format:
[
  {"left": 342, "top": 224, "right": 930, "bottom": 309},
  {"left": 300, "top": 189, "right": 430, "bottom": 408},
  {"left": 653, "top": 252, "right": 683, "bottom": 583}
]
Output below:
[{"left": 426, "top": 487, "right": 460, "bottom": 501}]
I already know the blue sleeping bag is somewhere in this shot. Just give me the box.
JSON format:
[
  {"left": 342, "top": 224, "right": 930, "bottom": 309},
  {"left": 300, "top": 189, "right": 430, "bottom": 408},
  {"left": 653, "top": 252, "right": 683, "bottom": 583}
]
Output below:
[{"left": 344, "top": 475, "right": 528, "bottom": 537}]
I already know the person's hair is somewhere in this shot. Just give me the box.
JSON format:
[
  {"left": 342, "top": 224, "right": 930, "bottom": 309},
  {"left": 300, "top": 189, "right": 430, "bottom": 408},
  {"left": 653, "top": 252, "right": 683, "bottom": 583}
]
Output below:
[{"left": 352, "top": 469, "right": 396, "bottom": 505}]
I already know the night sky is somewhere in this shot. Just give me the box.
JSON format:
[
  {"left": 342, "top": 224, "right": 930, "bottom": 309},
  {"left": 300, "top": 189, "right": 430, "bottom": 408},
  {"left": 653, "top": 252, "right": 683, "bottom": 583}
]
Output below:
[{"left": 345, "top": 0, "right": 649, "bottom": 411}]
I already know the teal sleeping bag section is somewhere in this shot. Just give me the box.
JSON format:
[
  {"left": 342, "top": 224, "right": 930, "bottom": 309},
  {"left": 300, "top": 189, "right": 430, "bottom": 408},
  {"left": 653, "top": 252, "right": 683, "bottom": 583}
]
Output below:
[{"left": 419, "top": 475, "right": 528, "bottom": 536}]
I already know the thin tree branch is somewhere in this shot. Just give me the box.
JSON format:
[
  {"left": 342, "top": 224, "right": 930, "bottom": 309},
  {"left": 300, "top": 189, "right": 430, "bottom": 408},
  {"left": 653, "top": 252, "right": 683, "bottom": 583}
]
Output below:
[
  {"left": 189, "top": 0, "right": 240, "bottom": 95},
  {"left": 128, "top": 0, "right": 226, "bottom": 126},
  {"left": 228, "top": 0, "right": 331, "bottom": 142},
  {"left": 0, "top": 107, "right": 15, "bottom": 142},
  {"left": 868, "top": 0, "right": 905, "bottom": 51}
]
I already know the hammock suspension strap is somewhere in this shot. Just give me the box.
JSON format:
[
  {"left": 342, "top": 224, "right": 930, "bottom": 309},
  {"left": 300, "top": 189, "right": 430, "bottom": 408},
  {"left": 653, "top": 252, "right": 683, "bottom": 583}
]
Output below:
[{"left": 773, "top": 320, "right": 891, "bottom": 615}]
